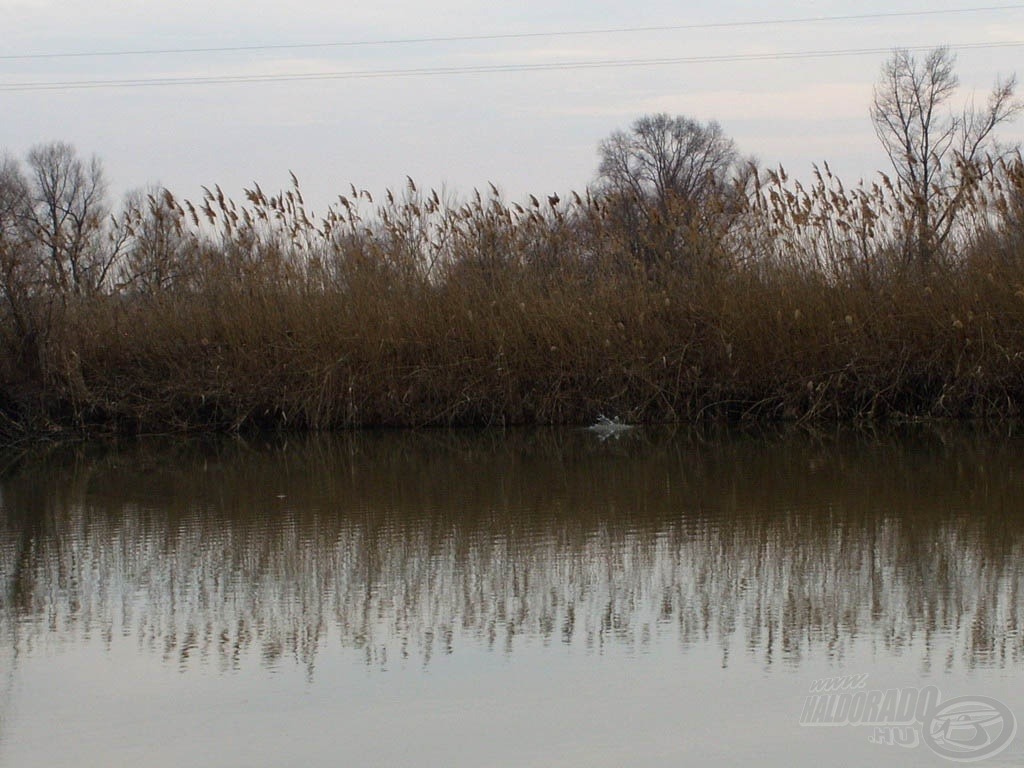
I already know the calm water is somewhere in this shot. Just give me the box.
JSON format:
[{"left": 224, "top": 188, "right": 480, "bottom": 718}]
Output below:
[{"left": 0, "top": 426, "right": 1022, "bottom": 766}]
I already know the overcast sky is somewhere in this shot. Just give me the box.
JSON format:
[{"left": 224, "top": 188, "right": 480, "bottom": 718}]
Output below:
[{"left": 4, "top": 1, "right": 1024, "bottom": 212}]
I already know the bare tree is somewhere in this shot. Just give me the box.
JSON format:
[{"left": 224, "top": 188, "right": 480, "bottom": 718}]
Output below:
[
  {"left": 596, "top": 114, "right": 740, "bottom": 272},
  {"left": 0, "top": 155, "right": 27, "bottom": 242},
  {"left": 598, "top": 114, "right": 738, "bottom": 214},
  {"left": 0, "top": 157, "right": 36, "bottom": 333},
  {"left": 871, "top": 47, "right": 1021, "bottom": 267},
  {"left": 0, "top": 155, "right": 48, "bottom": 380},
  {"left": 116, "top": 187, "right": 198, "bottom": 294},
  {"left": 20, "top": 141, "right": 117, "bottom": 294}
]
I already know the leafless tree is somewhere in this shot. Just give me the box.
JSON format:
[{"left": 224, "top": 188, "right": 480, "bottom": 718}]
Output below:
[
  {"left": 117, "top": 187, "right": 198, "bottom": 295},
  {"left": 596, "top": 114, "right": 741, "bottom": 272},
  {"left": 20, "top": 141, "right": 118, "bottom": 294},
  {"left": 0, "top": 157, "right": 37, "bottom": 336},
  {"left": 871, "top": 47, "right": 1022, "bottom": 267},
  {"left": 0, "top": 155, "right": 27, "bottom": 241},
  {"left": 598, "top": 114, "right": 738, "bottom": 214}
]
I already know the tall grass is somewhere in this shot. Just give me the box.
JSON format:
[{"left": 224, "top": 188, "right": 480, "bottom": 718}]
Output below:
[{"left": 3, "top": 157, "right": 1024, "bottom": 436}]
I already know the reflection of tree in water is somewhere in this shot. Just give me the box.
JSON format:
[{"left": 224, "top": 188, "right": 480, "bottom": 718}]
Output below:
[{"left": 0, "top": 427, "right": 1022, "bottom": 676}]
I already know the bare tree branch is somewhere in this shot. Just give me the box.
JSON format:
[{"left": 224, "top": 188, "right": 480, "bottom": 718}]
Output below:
[
  {"left": 20, "top": 142, "right": 111, "bottom": 294},
  {"left": 870, "top": 46, "right": 1021, "bottom": 267},
  {"left": 596, "top": 113, "right": 740, "bottom": 272}
]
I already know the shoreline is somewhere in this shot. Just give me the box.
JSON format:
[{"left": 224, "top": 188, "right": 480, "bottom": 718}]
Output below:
[{"left": 4, "top": 161, "right": 1024, "bottom": 441}]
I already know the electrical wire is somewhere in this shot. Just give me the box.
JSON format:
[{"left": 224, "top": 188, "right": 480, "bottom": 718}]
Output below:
[
  {"left": 2, "top": 40, "right": 1023, "bottom": 92},
  {"left": 2, "top": 4, "right": 1023, "bottom": 60}
]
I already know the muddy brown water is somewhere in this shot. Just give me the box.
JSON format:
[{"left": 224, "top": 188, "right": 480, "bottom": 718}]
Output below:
[{"left": 0, "top": 426, "right": 1022, "bottom": 766}]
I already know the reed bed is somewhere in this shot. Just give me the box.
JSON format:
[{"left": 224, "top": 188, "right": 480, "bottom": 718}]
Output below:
[{"left": 3, "top": 159, "right": 1024, "bottom": 437}]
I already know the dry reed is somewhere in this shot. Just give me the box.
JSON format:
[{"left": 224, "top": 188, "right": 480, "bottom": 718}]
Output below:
[{"left": 3, "top": 156, "right": 1024, "bottom": 437}]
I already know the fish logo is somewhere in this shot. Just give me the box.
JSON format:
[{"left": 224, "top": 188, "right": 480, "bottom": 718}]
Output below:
[{"left": 922, "top": 696, "right": 1017, "bottom": 762}]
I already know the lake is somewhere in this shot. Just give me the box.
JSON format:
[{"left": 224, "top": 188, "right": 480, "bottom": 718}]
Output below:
[{"left": 1, "top": 425, "right": 1022, "bottom": 766}]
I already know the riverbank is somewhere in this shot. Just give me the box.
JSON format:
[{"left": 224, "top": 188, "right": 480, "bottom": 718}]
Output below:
[{"left": 3, "top": 167, "right": 1024, "bottom": 439}]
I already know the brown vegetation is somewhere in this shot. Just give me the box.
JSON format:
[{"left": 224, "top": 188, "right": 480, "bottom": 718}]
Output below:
[
  {"left": 1, "top": 156, "right": 1024, "bottom": 438},
  {"left": 2, "top": 49, "right": 1024, "bottom": 438}
]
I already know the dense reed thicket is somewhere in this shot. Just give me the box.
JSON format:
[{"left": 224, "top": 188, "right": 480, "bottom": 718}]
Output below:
[{"left": 2, "top": 148, "right": 1024, "bottom": 439}]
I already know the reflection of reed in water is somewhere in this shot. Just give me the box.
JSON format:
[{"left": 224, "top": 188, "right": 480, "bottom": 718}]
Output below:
[{"left": 0, "top": 428, "right": 1022, "bottom": 674}]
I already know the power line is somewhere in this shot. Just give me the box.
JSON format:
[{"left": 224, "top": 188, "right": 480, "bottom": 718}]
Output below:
[
  {"left": 2, "top": 4, "right": 1024, "bottom": 60},
  {"left": 3, "top": 40, "right": 1022, "bottom": 92}
]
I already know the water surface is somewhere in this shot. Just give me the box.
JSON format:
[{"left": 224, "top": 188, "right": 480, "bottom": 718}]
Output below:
[{"left": 1, "top": 426, "right": 1022, "bottom": 766}]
